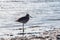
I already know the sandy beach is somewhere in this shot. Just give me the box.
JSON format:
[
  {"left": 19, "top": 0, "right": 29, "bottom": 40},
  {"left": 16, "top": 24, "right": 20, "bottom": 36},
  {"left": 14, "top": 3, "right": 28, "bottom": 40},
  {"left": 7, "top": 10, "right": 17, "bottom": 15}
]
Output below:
[{"left": 0, "top": 27, "right": 60, "bottom": 40}]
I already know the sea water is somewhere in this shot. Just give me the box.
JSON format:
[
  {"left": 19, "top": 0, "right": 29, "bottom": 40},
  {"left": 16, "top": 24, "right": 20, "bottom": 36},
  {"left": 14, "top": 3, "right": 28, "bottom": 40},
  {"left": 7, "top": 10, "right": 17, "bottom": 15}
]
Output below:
[{"left": 0, "top": 0, "right": 60, "bottom": 38}]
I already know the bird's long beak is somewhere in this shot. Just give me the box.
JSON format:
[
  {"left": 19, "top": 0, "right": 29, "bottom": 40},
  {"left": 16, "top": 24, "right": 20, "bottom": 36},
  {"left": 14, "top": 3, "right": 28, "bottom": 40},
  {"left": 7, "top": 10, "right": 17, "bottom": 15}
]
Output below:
[{"left": 29, "top": 16, "right": 32, "bottom": 18}]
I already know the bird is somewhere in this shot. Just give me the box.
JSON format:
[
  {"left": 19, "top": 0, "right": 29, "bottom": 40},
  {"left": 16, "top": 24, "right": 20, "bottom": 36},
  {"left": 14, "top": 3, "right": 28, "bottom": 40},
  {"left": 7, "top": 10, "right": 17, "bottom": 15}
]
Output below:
[{"left": 16, "top": 14, "right": 32, "bottom": 36}]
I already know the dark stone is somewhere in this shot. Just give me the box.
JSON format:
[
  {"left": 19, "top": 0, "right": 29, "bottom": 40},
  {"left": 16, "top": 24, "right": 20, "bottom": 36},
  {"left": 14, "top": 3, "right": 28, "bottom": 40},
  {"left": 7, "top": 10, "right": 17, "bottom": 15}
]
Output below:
[
  {"left": 10, "top": 34, "right": 13, "bottom": 36},
  {"left": 57, "top": 35, "right": 60, "bottom": 40}
]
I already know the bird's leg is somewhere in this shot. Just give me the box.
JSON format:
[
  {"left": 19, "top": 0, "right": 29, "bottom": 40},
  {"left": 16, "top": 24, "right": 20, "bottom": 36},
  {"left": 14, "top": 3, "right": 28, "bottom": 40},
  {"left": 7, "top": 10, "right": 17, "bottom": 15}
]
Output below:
[{"left": 23, "top": 23, "right": 24, "bottom": 36}]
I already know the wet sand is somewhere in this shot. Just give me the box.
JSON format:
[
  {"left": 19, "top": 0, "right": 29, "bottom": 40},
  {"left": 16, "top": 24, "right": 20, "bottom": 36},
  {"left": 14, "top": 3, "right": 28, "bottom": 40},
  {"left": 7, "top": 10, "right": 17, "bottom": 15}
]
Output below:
[{"left": 0, "top": 28, "right": 60, "bottom": 40}]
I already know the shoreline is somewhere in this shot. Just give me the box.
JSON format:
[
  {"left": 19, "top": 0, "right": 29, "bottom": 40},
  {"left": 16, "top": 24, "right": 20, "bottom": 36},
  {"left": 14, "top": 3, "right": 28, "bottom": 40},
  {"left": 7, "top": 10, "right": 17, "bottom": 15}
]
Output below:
[{"left": 0, "top": 28, "right": 60, "bottom": 40}]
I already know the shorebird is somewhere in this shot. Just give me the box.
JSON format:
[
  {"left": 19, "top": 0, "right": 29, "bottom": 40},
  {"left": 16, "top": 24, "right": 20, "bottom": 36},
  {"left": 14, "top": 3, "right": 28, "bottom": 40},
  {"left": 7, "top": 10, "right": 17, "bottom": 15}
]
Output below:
[{"left": 16, "top": 14, "right": 32, "bottom": 36}]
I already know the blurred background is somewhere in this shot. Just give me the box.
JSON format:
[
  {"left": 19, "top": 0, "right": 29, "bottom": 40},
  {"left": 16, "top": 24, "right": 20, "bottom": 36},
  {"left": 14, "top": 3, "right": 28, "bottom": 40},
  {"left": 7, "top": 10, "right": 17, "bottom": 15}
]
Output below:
[{"left": 0, "top": 0, "right": 60, "bottom": 38}]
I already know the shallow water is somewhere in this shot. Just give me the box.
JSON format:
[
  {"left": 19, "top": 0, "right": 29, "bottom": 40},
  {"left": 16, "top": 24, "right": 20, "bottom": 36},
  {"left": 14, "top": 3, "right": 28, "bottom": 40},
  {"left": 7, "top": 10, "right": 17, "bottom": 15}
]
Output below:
[{"left": 0, "top": 0, "right": 60, "bottom": 38}]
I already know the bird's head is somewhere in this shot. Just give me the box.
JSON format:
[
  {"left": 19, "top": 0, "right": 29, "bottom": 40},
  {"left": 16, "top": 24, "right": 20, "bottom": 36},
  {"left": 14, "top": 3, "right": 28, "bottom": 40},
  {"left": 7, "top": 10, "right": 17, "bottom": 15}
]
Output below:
[
  {"left": 26, "top": 14, "right": 32, "bottom": 18},
  {"left": 26, "top": 14, "right": 29, "bottom": 16}
]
